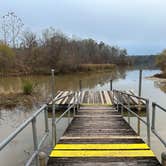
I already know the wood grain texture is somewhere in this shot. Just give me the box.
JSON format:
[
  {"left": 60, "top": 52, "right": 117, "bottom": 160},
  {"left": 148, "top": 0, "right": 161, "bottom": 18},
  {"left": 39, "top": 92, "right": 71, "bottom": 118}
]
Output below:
[{"left": 48, "top": 105, "right": 160, "bottom": 165}]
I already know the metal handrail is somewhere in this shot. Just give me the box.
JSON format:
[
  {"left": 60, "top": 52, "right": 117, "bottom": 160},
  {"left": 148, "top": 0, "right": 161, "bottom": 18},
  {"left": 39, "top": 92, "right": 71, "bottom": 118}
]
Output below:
[
  {"left": 113, "top": 89, "right": 151, "bottom": 146},
  {"left": 0, "top": 104, "right": 49, "bottom": 166},
  {"left": 151, "top": 102, "right": 166, "bottom": 147},
  {"left": 0, "top": 91, "right": 80, "bottom": 166},
  {"left": 114, "top": 89, "right": 147, "bottom": 101}
]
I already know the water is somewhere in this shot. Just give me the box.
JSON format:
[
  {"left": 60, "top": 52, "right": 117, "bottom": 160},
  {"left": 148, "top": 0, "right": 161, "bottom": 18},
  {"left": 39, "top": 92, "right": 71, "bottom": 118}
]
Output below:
[{"left": 0, "top": 69, "right": 166, "bottom": 165}]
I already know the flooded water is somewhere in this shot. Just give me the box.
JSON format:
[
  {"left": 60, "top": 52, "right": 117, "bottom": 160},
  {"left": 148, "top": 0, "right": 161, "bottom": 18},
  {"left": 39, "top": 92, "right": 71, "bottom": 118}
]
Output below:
[{"left": 0, "top": 68, "right": 166, "bottom": 165}]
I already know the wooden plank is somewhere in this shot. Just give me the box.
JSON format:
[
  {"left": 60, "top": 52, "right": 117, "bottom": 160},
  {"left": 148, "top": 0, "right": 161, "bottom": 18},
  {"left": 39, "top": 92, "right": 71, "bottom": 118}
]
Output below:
[
  {"left": 81, "top": 91, "right": 85, "bottom": 103},
  {"left": 56, "top": 91, "right": 68, "bottom": 104},
  {"left": 62, "top": 91, "right": 70, "bottom": 104},
  {"left": 99, "top": 91, "right": 104, "bottom": 104},
  {"left": 104, "top": 91, "right": 112, "bottom": 105}
]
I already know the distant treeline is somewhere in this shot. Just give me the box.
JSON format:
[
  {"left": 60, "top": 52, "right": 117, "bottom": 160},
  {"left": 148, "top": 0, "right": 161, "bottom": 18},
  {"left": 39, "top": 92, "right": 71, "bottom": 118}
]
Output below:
[
  {"left": 127, "top": 55, "right": 157, "bottom": 69},
  {"left": 0, "top": 28, "right": 128, "bottom": 75}
]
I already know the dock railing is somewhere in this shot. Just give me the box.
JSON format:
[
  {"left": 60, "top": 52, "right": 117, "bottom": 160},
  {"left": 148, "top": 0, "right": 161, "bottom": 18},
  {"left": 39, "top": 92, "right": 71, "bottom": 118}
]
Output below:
[
  {"left": 0, "top": 104, "right": 49, "bottom": 166},
  {"left": 151, "top": 102, "right": 166, "bottom": 147},
  {"left": 113, "top": 90, "right": 151, "bottom": 146},
  {"left": 0, "top": 90, "right": 80, "bottom": 166},
  {"left": 151, "top": 102, "right": 166, "bottom": 165}
]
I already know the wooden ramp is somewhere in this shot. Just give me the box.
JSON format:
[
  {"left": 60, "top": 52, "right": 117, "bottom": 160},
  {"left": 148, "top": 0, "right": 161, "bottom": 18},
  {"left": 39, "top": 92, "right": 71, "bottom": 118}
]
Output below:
[{"left": 48, "top": 105, "right": 160, "bottom": 165}]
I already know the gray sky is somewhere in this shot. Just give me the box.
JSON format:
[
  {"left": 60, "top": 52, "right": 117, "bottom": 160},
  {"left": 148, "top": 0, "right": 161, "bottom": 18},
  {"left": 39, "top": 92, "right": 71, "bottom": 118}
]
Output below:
[{"left": 1, "top": 0, "right": 166, "bottom": 55}]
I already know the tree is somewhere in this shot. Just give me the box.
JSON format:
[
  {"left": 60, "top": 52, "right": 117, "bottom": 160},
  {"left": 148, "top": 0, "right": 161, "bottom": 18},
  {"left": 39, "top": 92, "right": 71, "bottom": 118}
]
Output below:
[
  {"left": 21, "top": 30, "right": 37, "bottom": 49},
  {"left": 156, "top": 49, "right": 166, "bottom": 72},
  {"left": 0, "top": 12, "right": 24, "bottom": 47},
  {"left": 0, "top": 43, "right": 15, "bottom": 72}
]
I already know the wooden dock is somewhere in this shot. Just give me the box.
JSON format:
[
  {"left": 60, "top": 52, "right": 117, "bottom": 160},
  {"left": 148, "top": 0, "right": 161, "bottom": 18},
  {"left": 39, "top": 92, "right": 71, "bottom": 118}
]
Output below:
[
  {"left": 47, "top": 104, "right": 160, "bottom": 165},
  {"left": 51, "top": 90, "right": 146, "bottom": 111}
]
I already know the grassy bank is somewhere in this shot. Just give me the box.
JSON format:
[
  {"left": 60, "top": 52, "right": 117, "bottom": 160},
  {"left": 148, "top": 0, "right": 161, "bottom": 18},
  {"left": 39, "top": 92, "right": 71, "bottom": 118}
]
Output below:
[
  {"left": 153, "top": 72, "right": 166, "bottom": 79},
  {"left": 78, "top": 64, "right": 116, "bottom": 72},
  {"left": 0, "top": 93, "right": 41, "bottom": 109},
  {"left": 0, "top": 63, "right": 117, "bottom": 76}
]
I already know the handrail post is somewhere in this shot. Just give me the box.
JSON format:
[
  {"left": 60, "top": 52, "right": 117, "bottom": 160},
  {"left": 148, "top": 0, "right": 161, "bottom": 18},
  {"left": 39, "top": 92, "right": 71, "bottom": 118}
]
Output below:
[
  {"left": 68, "top": 101, "right": 70, "bottom": 124},
  {"left": 112, "top": 90, "right": 115, "bottom": 105},
  {"left": 73, "top": 92, "right": 76, "bottom": 116},
  {"left": 117, "top": 91, "right": 119, "bottom": 111},
  {"left": 44, "top": 107, "right": 49, "bottom": 133},
  {"left": 51, "top": 69, "right": 56, "bottom": 146},
  {"left": 127, "top": 94, "right": 131, "bottom": 124},
  {"left": 120, "top": 93, "right": 124, "bottom": 116},
  {"left": 77, "top": 91, "right": 79, "bottom": 110},
  {"left": 32, "top": 117, "right": 39, "bottom": 166},
  {"left": 137, "top": 69, "right": 142, "bottom": 136},
  {"left": 146, "top": 99, "right": 151, "bottom": 146},
  {"left": 151, "top": 102, "right": 156, "bottom": 130}
]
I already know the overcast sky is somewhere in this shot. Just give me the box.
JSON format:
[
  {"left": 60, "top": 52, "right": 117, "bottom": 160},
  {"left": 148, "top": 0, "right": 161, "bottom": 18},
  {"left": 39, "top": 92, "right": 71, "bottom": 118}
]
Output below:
[{"left": 1, "top": 0, "right": 166, "bottom": 55}]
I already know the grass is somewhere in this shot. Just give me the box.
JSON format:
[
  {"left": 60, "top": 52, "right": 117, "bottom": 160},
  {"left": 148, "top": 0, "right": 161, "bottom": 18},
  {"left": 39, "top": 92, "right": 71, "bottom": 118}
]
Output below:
[{"left": 78, "top": 64, "right": 116, "bottom": 72}]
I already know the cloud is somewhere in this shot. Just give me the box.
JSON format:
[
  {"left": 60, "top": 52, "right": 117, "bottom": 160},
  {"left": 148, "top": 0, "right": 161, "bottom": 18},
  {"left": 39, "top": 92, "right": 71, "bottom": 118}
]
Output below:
[{"left": 0, "top": 0, "right": 166, "bottom": 54}]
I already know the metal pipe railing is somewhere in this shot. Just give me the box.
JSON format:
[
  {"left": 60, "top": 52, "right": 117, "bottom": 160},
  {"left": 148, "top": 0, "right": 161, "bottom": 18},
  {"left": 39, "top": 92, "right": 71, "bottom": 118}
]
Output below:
[
  {"left": 151, "top": 102, "right": 166, "bottom": 147},
  {"left": 0, "top": 104, "right": 48, "bottom": 166},
  {"left": 113, "top": 89, "right": 151, "bottom": 146}
]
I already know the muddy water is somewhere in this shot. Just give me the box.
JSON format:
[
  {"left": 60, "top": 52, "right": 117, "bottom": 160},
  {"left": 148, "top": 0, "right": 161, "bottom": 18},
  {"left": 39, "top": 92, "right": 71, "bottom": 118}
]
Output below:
[{"left": 0, "top": 69, "right": 166, "bottom": 165}]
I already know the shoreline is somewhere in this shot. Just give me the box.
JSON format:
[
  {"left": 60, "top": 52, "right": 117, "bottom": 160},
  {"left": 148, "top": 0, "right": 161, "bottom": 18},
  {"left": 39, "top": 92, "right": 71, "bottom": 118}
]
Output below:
[
  {"left": 0, "top": 92, "right": 47, "bottom": 110},
  {"left": 0, "top": 64, "right": 117, "bottom": 77}
]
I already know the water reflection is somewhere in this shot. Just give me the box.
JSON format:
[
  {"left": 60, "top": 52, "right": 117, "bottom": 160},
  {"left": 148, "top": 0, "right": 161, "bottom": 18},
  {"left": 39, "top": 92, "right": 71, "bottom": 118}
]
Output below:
[
  {"left": 0, "top": 68, "right": 166, "bottom": 165},
  {"left": 154, "top": 81, "right": 166, "bottom": 93}
]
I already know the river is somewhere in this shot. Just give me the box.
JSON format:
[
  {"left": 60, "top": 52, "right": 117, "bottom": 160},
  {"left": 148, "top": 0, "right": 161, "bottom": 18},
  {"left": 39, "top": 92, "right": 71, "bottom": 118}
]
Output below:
[{"left": 0, "top": 69, "right": 166, "bottom": 165}]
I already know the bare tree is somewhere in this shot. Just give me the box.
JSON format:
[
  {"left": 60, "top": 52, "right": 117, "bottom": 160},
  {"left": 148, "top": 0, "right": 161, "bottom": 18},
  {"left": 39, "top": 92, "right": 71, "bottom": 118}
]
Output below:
[
  {"left": 21, "top": 30, "right": 37, "bottom": 49},
  {"left": 0, "top": 12, "right": 24, "bottom": 47}
]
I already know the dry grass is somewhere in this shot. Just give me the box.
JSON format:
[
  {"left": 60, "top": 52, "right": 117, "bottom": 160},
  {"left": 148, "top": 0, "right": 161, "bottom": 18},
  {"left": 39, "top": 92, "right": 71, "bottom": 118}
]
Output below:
[{"left": 79, "top": 64, "right": 116, "bottom": 72}]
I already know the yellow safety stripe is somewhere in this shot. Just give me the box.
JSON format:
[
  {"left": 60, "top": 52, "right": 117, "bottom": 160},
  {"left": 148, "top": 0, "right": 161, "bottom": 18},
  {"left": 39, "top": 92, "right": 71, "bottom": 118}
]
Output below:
[
  {"left": 80, "top": 104, "right": 112, "bottom": 106},
  {"left": 54, "top": 144, "right": 149, "bottom": 150},
  {"left": 50, "top": 150, "right": 155, "bottom": 157}
]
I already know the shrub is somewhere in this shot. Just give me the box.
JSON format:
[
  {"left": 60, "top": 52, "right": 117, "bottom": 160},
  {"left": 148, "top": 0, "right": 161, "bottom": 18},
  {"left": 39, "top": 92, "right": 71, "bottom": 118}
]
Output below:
[{"left": 22, "top": 80, "right": 33, "bottom": 95}]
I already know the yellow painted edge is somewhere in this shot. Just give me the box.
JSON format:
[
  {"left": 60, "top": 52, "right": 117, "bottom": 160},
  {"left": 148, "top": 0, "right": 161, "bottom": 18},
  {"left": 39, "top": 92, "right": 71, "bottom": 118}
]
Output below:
[
  {"left": 80, "top": 103, "right": 112, "bottom": 106},
  {"left": 54, "top": 144, "right": 149, "bottom": 150},
  {"left": 61, "top": 136, "right": 141, "bottom": 139},
  {"left": 50, "top": 150, "right": 155, "bottom": 157}
]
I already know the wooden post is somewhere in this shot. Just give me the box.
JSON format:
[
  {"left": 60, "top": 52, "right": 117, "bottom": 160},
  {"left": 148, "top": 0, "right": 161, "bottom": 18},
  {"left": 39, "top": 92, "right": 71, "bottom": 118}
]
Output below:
[
  {"left": 79, "top": 80, "right": 82, "bottom": 91},
  {"left": 110, "top": 80, "right": 113, "bottom": 91},
  {"left": 138, "top": 70, "right": 142, "bottom": 97},
  {"left": 137, "top": 69, "right": 142, "bottom": 135},
  {"left": 51, "top": 69, "right": 56, "bottom": 146}
]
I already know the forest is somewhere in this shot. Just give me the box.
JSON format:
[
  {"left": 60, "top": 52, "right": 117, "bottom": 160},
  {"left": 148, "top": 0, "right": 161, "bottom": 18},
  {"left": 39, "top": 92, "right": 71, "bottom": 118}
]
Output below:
[
  {"left": 0, "top": 12, "right": 159, "bottom": 76},
  {"left": 0, "top": 12, "right": 129, "bottom": 76}
]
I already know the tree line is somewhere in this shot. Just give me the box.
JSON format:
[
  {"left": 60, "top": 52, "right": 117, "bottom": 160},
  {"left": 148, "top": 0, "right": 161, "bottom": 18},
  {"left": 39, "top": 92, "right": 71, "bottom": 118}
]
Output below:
[{"left": 0, "top": 12, "right": 128, "bottom": 75}]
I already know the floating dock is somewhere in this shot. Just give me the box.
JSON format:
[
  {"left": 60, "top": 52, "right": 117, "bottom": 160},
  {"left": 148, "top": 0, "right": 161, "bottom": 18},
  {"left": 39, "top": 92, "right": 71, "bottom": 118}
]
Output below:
[{"left": 50, "top": 90, "right": 146, "bottom": 111}]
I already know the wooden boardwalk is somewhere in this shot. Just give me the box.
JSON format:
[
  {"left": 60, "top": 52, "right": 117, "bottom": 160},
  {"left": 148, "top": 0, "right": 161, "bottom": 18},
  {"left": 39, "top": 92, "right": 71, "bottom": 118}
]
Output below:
[{"left": 48, "top": 105, "right": 160, "bottom": 165}]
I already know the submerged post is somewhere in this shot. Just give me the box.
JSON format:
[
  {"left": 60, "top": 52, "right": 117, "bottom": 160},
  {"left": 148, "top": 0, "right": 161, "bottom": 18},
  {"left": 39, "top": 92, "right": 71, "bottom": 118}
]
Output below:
[
  {"left": 138, "top": 69, "right": 142, "bottom": 97},
  {"left": 79, "top": 80, "right": 82, "bottom": 91},
  {"left": 51, "top": 69, "right": 56, "bottom": 146},
  {"left": 110, "top": 80, "right": 113, "bottom": 91},
  {"left": 137, "top": 69, "right": 142, "bottom": 135}
]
